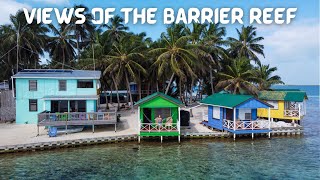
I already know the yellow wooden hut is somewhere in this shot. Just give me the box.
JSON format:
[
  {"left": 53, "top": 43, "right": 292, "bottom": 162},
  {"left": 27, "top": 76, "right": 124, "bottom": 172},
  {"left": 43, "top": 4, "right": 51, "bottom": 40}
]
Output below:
[{"left": 257, "top": 90, "right": 308, "bottom": 122}]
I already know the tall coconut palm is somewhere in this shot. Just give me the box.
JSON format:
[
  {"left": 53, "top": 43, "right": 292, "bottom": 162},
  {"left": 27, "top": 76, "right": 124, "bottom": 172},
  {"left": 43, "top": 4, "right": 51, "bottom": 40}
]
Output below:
[
  {"left": 102, "top": 15, "right": 129, "bottom": 42},
  {"left": 150, "top": 26, "right": 197, "bottom": 95},
  {"left": 103, "top": 35, "right": 147, "bottom": 109},
  {"left": 0, "top": 10, "right": 49, "bottom": 72},
  {"left": 47, "top": 24, "right": 76, "bottom": 69},
  {"left": 254, "top": 62, "right": 284, "bottom": 90},
  {"left": 216, "top": 57, "right": 258, "bottom": 95},
  {"left": 228, "top": 25, "right": 264, "bottom": 62},
  {"left": 69, "top": 4, "right": 95, "bottom": 61}
]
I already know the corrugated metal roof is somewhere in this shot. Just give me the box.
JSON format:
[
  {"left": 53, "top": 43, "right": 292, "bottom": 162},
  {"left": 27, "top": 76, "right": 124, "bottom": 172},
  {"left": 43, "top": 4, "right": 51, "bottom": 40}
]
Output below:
[
  {"left": 43, "top": 95, "right": 99, "bottom": 100},
  {"left": 134, "top": 92, "right": 183, "bottom": 106},
  {"left": 12, "top": 69, "right": 101, "bottom": 79},
  {"left": 200, "top": 93, "right": 254, "bottom": 108},
  {"left": 258, "top": 91, "right": 307, "bottom": 102}
]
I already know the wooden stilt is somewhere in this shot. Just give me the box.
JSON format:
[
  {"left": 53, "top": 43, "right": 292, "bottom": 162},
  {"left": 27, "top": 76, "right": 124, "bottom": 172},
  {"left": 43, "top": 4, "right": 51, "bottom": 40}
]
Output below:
[
  {"left": 92, "top": 124, "right": 95, "bottom": 133},
  {"left": 178, "top": 135, "right": 180, "bottom": 143},
  {"left": 114, "top": 124, "right": 117, "bottom": 132},
  {"left": 138, "top": 136, "right": 140, "bottom": 144},
  {"left": 268, "top": 132, "right": 271, "bottom": 139},
  {"left": 161, "top": 136, "right": 163, "bottom": 143},
  {"left": 233, "top": 133, "right": 236, "bottom": 140},
  {"left": 37, "top": 125, "right": 39, "bottom": 136},
  {"left": 252, "top": 133, "right": 254, "bottom": 139}
]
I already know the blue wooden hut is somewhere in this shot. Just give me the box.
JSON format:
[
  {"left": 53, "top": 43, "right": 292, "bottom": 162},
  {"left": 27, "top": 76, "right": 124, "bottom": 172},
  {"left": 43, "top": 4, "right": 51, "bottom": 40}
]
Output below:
[{"left": 200, "top": 93, "right": 273, "bottom": 139}]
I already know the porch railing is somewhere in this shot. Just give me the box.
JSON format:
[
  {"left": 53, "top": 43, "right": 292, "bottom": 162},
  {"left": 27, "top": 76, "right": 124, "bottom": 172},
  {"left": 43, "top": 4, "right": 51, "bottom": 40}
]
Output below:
[
  {"left": 140, "top": 123, "right": 178, "bottom": 132},
  {"left": 38, "top": 111, "right": 117, "bottom": 125},
  {"left": 284, "top": 109, "right": 299, "bottom": 117},
  {"left": 223, "top": 119, "right": 269, "bottom": 130}
]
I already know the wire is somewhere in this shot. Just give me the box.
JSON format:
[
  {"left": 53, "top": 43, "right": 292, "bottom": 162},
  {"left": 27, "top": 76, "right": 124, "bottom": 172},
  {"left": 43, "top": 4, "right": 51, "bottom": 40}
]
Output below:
[{"left": 0, "top": 45, "right": 17, "bottom": 62}]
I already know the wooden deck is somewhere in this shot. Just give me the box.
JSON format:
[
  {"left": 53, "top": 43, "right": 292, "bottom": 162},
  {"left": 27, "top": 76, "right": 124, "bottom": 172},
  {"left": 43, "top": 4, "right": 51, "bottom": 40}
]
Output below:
[{"left": 37, "top": 111, "right": 118, "bottom": 135}]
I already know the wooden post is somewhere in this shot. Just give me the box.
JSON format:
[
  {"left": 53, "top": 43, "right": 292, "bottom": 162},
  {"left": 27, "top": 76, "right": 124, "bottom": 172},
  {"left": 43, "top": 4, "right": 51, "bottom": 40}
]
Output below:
[
  {"left": 233, "top": 108, "right": 236, "bottom": 140},
  {"left": 161, "top": 136, "right": 163, "bottom": 143},
  {"left": 178, "top": 107, "right": 181, "bottom": 143},
  {"left": 138, "top": 136, "right": 140, "bottom": 143},
  {"left": 298, "top": 104, "right": 301, "bottom": 120},
  {"left": 114, "top": 124, "right": 116, "bottom": 132},
  {"left": 138, "top": 106, "right": 140, "bottom": 133},
  {"left": 268, "top": 107, "right": 271, "bottom": 139}
]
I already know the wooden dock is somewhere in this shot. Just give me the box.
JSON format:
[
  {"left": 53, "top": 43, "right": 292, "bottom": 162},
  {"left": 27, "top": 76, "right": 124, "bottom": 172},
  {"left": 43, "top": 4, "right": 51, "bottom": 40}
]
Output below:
[{"left": 0, "top": 127, "right": 303, "bottom": 154}]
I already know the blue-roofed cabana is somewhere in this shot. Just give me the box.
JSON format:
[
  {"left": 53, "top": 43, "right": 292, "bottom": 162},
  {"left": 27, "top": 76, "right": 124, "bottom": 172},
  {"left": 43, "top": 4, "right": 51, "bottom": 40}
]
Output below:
[{"left": 200, "top": 93, "right": 273, "bottom": 139}]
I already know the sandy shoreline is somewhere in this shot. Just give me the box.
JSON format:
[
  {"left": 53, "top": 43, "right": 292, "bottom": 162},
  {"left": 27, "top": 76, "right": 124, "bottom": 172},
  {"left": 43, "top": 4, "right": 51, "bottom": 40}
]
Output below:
[{"left": 0, "top": 106, "right": 213, "bottom": 147}]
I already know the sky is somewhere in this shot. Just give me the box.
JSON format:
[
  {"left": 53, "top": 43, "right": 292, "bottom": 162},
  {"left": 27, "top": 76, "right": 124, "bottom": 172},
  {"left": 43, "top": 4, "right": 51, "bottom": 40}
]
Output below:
[{"left": 0, "top": 0, "right": 319, "bottom": 85}]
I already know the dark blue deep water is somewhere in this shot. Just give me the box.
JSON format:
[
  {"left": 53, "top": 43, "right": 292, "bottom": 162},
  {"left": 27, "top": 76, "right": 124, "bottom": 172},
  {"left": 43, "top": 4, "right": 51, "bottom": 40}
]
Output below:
[{"left": 0, "top": 86, "right": 319, "bottom": 179}]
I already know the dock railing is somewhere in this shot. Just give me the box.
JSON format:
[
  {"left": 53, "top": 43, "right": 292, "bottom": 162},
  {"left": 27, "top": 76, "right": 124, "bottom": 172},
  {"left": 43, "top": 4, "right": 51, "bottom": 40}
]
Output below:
[
  {"left": 37, "top": 111, "right": 118, "bottom": 135},
  {"left": 284, "top": 109, "right": 299, "bottom": 117},
  {"left": 223, "top": 119, "right": 269, "bottom": 130}
]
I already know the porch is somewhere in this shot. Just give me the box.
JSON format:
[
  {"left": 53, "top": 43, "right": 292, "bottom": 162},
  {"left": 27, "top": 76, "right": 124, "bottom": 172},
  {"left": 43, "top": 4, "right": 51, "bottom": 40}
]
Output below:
[
  {"left": 222, "top": 119, "right": 271, "bottom": 134},
  {"left": 37, "top": 111, "right": 117, "bottom": 135}
]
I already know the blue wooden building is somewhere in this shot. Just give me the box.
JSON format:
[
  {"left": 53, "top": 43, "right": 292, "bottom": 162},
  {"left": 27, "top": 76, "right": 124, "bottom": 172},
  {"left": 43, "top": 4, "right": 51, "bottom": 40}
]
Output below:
[
  {"left": 200, "top": 93, "right": 273, "bottom": 139},
  {"left": 12, "top": 69, "right": 101, "bottom": 124}
]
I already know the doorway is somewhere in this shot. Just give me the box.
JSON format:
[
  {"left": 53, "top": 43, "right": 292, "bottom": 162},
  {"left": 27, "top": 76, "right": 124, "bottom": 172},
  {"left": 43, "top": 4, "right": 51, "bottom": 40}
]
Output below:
[
  {"left": 226, "top": 109, "right": 233, "bottom": 120},
  {"left": 143, "top": 108, "right": 152, "bottom": 123}
]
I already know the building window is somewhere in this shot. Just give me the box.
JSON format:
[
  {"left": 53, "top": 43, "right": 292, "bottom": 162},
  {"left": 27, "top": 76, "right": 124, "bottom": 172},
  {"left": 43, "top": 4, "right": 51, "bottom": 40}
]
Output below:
[
  {"left": 59, "top": 80, "right": 67, "bottom": 91},
  {"left": 212, "top": 106, "right": 220, "bottom": 119},
  {"left": 77, "top": 80, "right": 93, "bottom": 88},
  {"left": 267, "top": 101, "right": 278, "bottom": 110},
  {"left": 245, "top": 113, "right": 252, "bottom": 120},
  {"left": 29, "top": 99, "right": 37, "bottom": 112},
  {"left": 29, "top": 80, "right": 37, "bottom": 91}
]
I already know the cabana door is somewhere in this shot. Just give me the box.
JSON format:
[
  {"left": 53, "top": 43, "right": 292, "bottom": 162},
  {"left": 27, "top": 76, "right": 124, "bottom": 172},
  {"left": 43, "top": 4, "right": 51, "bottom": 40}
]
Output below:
[{"left": 226, "top": 109, "right": 233, "bottom": 120}]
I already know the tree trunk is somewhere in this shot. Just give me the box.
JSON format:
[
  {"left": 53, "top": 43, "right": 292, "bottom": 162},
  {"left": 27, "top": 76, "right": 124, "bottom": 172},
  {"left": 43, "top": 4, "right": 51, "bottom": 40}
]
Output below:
[
  {"left": 110, "top": 82, "right": 113, "bottom": 104},
  {"left": 156, "top": 80, "right": 159, "bottom": 92},
  {"left": 16, "top": 30, "right": 19, "bottom": 73},
  {"left": 92, "top": 43, "right": 95, "bottom": 70},
  {"left": 62, "top": 48, "right": 65, "bottom": 69},
  {"left": 165, "top": 73, "right": 175, "bottom": 94},
  {"left": 125, "top": 71, "right": 134, "bottom": 110},
  {"left": 103, "top": 84, "right": 109, "bottom": 110},
  {"left": 111, "top": 74, "right": 120, "bottom": 111},
  {"left": 179, "top": 78, "right": 182, "bottom": 103},
  {"left": 189, "top": 79, "right": 194, "bottom": 104},
  {"left": 77, "top": 34, "right": 80, "bottom": 62},
  {"left": 210, "top": 69, "right": 214, "bottom": 94}
]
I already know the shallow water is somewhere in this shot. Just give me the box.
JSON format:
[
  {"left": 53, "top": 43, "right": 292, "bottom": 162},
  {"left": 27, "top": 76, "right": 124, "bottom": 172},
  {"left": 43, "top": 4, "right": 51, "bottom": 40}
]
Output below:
[{"left": 0, "top": 86, "right": 319, "bottom": 179}]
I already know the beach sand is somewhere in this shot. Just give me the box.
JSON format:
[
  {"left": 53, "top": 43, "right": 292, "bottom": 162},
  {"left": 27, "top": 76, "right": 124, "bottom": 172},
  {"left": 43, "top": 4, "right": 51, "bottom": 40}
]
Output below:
[{"left": 0, "top": 106, "right": 214, "bottom": 147}]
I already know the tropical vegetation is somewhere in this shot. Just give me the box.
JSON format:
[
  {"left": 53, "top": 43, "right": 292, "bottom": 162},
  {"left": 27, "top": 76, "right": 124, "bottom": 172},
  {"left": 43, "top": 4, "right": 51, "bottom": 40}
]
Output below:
[{"left": 0, "top": 6, "right": 284, "bottom": 108}]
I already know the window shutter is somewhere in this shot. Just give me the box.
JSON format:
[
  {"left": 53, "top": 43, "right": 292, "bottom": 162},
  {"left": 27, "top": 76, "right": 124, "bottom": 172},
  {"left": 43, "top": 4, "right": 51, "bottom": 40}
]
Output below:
[
  {"left": 29, "top": 80, "right": 37, "bottom": 91},
  {"left": 59, "top": 80, "right": 67, "bottom": 91}
]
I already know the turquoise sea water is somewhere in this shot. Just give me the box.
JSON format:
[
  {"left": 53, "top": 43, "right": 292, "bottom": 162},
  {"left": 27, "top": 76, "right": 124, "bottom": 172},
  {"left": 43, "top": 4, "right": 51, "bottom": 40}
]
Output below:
[{"left": 0, "top": 86, "right": 319, "bottom": 179}]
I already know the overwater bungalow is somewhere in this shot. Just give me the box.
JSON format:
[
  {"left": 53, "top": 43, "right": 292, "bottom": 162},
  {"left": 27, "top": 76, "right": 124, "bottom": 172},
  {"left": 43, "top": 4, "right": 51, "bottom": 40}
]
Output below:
[
  {"left": 257, "top": 90, "right": 308, "bottom": 123},
  {"left": 200, "top": 93, "right": 273, "bottom": 139},
  {"left": 135, "top": 92, "right": 183, "bottom": 143}
]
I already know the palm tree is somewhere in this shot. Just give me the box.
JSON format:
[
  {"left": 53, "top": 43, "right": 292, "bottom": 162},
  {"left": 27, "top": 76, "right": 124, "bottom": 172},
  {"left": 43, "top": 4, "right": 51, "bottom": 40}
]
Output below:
[
  {"left": 216, "top": 57, "right": 258, "bottom": 95},
  {"left": 103, "top": 35, "right": 147, "bottom": 109},
  {"left": 69, "top": 4, "right": 95, "bottom": 62},
  {"left": 47, "top": 24, "right": 76, "bottom": 69},
  {"left": 150, "top": 25, "right": 197, "bottom": 95},
  {"left": 101, "top": 15, "right": 129, "bottom": 42},
  {"left": 254, "top": 62, "right": 284, "bottom": 90},
  {"left": 0, "top": 10, "right": 48, "bottom": 72},
  {"left": 228, "top": 25, "right": 264, "bottom": 62}
]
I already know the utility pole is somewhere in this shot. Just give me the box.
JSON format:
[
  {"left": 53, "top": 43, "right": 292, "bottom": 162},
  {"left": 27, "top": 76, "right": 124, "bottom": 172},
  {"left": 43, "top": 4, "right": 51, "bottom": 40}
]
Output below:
[{"left": 16, "top": 29, "right": 19, "bottom": 73}]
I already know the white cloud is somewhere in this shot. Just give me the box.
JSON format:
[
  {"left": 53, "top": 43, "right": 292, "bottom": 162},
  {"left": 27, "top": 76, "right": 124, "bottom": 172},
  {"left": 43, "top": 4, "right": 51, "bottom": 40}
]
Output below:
[
  {"left": 258, "top": 19, "right": 320, "bottom": 85},
  {"left": 0, "top": 0, "right": 31, "bottom": 24},
  {"left": 32, "top": 0, "right": 70, "bottom": 5}
]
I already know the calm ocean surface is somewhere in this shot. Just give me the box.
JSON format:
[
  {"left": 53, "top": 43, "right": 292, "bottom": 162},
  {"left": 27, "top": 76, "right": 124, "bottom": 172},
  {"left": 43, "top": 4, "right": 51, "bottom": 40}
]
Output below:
[{"left": 0, "top": 85, "right": 319, "bottom": 179}]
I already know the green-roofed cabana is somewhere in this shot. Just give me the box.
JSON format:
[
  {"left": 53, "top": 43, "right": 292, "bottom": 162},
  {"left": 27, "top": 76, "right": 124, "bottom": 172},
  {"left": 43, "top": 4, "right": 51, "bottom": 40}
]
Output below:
[
  {"left": 135, "top": 92, "right": 184, "bottom": 143},
  {"left": 200, "top": 93, "right": 273, "bottom": 139}
]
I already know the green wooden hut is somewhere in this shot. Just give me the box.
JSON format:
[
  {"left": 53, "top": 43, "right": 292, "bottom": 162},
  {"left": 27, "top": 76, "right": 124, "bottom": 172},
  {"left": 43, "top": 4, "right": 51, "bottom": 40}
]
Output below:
[{"left": 135, "top": 92, "right": 184, "bottom": 143}]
